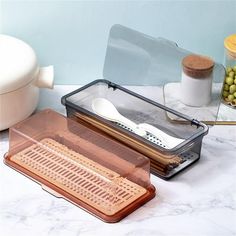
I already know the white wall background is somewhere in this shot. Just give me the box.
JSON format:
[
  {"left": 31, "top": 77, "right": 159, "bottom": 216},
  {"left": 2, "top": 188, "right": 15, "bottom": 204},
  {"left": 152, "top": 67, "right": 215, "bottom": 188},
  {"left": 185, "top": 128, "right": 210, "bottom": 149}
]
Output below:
[{"left": 1, "top": 0, "right": 236, "bottom": 85}]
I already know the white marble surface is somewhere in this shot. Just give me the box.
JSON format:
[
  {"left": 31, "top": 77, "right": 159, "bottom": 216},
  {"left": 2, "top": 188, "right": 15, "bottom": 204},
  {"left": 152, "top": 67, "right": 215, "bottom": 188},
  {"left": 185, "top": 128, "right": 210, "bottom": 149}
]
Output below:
[
  {"left": 0, "top": 85, "right": 236, "bottom": 236},
  {"left": 164, "top": 82, "right": 236, "bottom": 123}
]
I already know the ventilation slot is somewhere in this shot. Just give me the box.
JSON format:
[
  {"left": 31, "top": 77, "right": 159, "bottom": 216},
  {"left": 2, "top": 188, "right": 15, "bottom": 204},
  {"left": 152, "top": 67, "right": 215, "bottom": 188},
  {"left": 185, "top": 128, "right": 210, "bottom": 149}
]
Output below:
[{"left": 11, "top": 138, "right": 147, "bottom": 216}]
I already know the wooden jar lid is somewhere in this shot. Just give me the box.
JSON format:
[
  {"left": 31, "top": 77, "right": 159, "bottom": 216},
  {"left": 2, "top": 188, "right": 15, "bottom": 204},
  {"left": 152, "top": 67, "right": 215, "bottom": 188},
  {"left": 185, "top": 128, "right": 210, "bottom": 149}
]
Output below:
[
  {"left": 182, "top": 54, "right": 214, "bottom": 79},
  {"left": 224, "top": 34, "right": 236, "bottom": 59}
]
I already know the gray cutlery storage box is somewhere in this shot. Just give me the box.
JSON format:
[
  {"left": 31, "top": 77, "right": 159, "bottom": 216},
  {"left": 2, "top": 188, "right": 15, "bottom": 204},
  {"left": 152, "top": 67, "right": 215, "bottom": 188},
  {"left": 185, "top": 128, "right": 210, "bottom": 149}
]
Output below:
[{"left": 61, "top": 25, "right": 225, "bottom": 179}]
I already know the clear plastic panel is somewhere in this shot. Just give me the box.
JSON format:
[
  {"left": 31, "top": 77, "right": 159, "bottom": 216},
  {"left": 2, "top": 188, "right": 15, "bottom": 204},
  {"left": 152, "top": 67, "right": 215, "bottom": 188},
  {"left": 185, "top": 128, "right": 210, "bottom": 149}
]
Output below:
[
  {"left": 103, "top": 24, "right": 225, "bottom": 124},
  {"left": 5, "top": 109, "right": 155, "bottom": 222}
]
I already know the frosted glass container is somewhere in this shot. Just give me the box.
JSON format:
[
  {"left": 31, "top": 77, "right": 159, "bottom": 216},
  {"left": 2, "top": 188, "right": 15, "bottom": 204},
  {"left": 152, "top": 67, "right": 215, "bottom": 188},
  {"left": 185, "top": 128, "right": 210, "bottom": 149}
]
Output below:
[{"left": 180, "top": 54, "right": 214, "bottom": 107}]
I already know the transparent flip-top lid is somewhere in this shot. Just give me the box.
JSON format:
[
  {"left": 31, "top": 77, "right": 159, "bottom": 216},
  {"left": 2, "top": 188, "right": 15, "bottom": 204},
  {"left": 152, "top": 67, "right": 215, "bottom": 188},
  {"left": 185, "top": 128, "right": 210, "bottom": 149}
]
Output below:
[{"left": 103, "top": 25, "right": 225, "bottom": 124}]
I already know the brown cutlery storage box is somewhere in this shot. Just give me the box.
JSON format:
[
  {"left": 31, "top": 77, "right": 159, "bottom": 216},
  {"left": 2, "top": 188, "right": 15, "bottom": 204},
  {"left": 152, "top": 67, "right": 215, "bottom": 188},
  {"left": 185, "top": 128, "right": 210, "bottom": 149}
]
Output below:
[{"left": 4, "top": 109, "right": 155, "bottom": 223}]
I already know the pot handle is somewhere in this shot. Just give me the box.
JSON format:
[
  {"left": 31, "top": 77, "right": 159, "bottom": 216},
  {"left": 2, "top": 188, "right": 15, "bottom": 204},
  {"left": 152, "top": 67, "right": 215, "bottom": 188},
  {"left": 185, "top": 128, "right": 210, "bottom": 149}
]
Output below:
[{"left": 36, "top": 65, "right": 54, "bottom": 89}]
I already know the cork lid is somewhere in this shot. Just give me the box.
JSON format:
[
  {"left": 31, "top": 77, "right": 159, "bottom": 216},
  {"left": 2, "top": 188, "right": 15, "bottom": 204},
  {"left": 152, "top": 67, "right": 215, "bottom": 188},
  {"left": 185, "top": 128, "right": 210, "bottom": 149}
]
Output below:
[{"left": 182, "top": 54, "right": 214, "bottom": 79}]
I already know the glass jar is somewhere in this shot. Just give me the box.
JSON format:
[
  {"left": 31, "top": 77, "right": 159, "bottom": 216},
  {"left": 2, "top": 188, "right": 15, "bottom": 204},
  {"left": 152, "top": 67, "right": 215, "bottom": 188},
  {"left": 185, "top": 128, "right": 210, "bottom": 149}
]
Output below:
[
  {"left": 222, "top": 34, "right": 236, "bottom": 106},
  {"left": 180, "top": 54, "right": 214, "bottom": 107}
]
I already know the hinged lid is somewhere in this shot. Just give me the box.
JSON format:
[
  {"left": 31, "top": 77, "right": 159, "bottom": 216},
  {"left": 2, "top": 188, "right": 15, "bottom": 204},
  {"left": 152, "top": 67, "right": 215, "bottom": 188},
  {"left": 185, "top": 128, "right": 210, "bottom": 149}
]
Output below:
[
  {"left": 0, "top": 34, "right": 38, "bottom": 95},
  {"left": 103, "top": 25, "right": 225, "bottom": 124}
]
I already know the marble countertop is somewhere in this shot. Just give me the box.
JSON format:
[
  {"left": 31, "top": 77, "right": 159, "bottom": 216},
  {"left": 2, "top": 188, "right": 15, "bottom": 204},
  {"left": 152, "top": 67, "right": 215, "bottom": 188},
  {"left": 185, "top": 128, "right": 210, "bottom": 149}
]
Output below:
[{"left": 0, "top": 86, "right": 235, "bottom": 236}]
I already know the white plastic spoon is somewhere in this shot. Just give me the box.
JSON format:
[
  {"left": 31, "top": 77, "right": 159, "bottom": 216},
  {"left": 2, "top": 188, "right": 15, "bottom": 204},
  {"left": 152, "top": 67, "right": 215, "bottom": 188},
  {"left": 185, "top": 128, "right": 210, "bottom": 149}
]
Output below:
[
  {"left": 138, "top": 123, "right": 184, "bottom": 149},
  {"left": 92, "top": 98, "right": 184, "bottom": 149},
  {"left": 92, "top": 98, "right": 146, "bottom": 137}
]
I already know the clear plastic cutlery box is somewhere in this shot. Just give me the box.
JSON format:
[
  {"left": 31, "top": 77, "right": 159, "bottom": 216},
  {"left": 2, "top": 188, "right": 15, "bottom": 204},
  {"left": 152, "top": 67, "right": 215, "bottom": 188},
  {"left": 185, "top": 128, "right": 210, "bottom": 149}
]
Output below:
[
  {"left": 61, "top": 24, "right": 225, "bottom": 179},
  {"left": 62, "top": 79, "right": 208, "bottom": 179}
]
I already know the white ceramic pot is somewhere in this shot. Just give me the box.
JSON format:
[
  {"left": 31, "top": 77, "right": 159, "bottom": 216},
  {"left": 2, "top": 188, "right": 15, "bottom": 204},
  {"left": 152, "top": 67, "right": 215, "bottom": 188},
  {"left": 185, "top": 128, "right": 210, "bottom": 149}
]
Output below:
[{"left": 0, "top": 35, "right": 54, "bottom": 131}]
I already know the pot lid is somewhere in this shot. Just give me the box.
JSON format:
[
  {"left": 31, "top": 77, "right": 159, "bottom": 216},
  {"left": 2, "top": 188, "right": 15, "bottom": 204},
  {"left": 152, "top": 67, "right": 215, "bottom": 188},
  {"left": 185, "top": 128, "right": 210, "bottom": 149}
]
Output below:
[
  {"left": 103, "top": 25, "right": 225, "bottom": 124},
  {"left": 0, "top": 34, "right": 38, "bottom": 95}
]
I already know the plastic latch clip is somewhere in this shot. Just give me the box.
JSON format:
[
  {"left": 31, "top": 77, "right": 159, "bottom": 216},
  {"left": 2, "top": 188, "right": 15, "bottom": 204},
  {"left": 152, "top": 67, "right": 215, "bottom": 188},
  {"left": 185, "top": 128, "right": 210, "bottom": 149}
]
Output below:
[{"left": 191, "top": 119, "right": 200, "bottom": 128}]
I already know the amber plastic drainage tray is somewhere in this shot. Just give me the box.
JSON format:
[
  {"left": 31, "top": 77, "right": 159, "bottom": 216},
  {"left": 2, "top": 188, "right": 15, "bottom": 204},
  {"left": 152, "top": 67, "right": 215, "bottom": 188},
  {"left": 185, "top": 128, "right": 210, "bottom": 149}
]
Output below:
[{"left": 4, "top": 109, "right": 155, "bottom": 223}]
